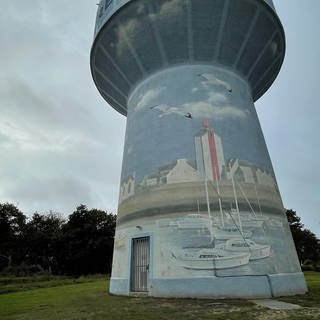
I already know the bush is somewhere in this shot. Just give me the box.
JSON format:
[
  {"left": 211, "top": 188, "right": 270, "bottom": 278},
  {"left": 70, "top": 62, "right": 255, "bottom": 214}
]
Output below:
[
  {"left": 301, "top": 259, "right": 320, "bottom": 272},
  {"left": 2, "top": 263, "right": 46, "bottom": 276}
]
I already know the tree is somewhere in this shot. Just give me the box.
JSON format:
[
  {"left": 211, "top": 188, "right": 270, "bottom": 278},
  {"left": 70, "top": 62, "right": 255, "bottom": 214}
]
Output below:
[
  {"left": 286, "top": 209, "right": 320, "bottom": 267},
  {"left": 58, "top": 204, "right": 116, "bottom": 275},
  {"left": 23, "top": 212, "right": 64, "bottom": 274},
  {"left": 0, "top": 202, "right": 117, "bottom": 275},
  {"left": 0, "top": 203, "right": 26, "bottom": 270}
]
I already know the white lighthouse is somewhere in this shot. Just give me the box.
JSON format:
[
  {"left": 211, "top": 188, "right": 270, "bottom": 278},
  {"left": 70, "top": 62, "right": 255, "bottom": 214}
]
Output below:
[{"left": 195, "top": 120, "right": 225, "bottom": 181}]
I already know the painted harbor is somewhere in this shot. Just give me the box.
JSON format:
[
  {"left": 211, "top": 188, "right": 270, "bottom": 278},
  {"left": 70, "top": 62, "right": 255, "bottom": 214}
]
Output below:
[{"left": 110, "top": 66, "right": 305, "bottom": 297}]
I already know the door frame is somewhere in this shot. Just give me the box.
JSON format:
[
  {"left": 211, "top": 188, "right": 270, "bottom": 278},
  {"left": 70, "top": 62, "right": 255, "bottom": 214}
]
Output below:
[{"left": 129, "top": 233, "right": 153, "bottom": 293}]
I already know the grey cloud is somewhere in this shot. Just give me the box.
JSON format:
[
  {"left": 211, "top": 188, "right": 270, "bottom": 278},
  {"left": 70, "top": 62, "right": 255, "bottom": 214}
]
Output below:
[
  {"left": 0, "top": 1, "right": 125, "bottom": 216},
  {"left": 0, "top": 0, "right": 318, "bottom": 238},
  {"left": 2, "top": 175, "right": 94, "bottom": 215}
]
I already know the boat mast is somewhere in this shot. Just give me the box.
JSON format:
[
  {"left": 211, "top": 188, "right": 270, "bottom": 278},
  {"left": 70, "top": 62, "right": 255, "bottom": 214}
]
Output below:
[
  {"left": 237, "top": 182, "right": 257, "bottom": 218},
  {"left": 254, "top": 184, "right": 263, "bottom": 216},
  {"left": 204, "top": 176, "right": 214, "bottom": 243},
  {"left": 214, "top": 167, "right": 224, "bottom": 227},
  {"left": 230, "top": 168, "right": 243, "bottom": 234}
]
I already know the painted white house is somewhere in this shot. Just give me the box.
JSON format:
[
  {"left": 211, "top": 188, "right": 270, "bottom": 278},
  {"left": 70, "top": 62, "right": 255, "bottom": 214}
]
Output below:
[
  {"left": 256, "top": 168, "right": 275, "bottom": 187},
  {"left": 228, "top": 159, "right": 275, "bottom": 187},
  {"left": 141, "top": 173, "right": 158, "bottom": 187},
  {"left": 119, "top": 173, "right": 135, "bottom": 202},
  {"left": 141, "top": 159, "right": 199, "bottom": 187},
  {"left": 167, "top": 159, "right": 200, "bottom": 184}
]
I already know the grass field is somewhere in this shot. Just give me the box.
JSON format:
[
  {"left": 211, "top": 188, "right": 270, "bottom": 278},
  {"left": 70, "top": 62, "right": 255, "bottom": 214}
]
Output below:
[
  {"left": 0, "top": 272, "right": 319, "bottom": 320},
  {"left": 0, "top": 274, "right": 104, "bottom": 295}
]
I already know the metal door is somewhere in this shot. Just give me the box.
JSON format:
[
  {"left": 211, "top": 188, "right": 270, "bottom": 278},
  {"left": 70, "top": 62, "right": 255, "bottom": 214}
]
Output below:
[{"left": 130, "top": 236, "right": 150, "bottom": 292}]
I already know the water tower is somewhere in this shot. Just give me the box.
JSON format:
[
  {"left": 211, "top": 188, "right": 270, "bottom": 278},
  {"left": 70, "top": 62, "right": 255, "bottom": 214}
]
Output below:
[{"left": 90, "top": 0, "right": 307, "bottom": 298}]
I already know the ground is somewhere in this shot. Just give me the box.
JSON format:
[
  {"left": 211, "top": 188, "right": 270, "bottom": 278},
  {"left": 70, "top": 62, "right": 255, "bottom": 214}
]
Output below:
[{"left": 0, "top": 272, "right": 319, "bottom": 320}]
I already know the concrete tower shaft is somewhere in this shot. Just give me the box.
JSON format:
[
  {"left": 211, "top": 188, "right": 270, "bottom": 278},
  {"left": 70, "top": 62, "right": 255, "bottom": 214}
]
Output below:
[
  {"left": 90, "top": 0, "right": 307, "bottom": 298},
  {"left": 91, "top": 0, "right": 285, "bottom": 115}
]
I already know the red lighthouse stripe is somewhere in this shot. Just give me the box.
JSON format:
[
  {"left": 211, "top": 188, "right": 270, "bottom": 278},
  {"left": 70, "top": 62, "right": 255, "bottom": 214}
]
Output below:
[
  {"left": 207, "top": 129, "right": 220, "bottom": 181},
  {"left": 202, "top": 119, "right": 209, "bottom": 128}
]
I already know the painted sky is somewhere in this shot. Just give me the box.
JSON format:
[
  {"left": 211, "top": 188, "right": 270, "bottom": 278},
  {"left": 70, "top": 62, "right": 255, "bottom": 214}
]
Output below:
[
  {"left": 0, "top": 1, "right": 319, "bottom": 237},
  {"left": 122, "top": 65, "right": 274, "bottom": 183}
]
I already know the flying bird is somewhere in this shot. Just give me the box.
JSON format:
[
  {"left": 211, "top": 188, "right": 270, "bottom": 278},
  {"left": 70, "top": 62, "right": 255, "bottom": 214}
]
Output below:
[
  {"left": 150, "top": 104, "right": 192, "bottom": 119},
  {"left": 198, "top": 73, "right": 232, "bottom": 92}
]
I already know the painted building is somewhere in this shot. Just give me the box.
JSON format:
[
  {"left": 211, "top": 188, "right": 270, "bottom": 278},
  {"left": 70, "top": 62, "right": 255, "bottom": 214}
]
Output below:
[
  {"left": 90, "top": 0, "right": 307, "bottom": 298},
  {"left": 119, "top": 174, "right": 135, "bottom": 203},
  {"left": 166, "top": 159, "right": 199, "bottom": 184},
  {"left": 228, "top": 159, "right": 276, "bottom": 187},
  {"left": 141, "top": 159, "right": 199, "bottom": 187}
]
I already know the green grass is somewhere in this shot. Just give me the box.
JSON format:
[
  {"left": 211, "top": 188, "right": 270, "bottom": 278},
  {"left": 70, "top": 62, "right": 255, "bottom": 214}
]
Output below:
[
  {"left": 0, "top": 274, "right": 104, "bottom": 294},
  {"left": 0, "top": 273, "right": 319, "bottom": 320},
  {"left": 280, "top": 271, "right": 320, "bottom": 307}
]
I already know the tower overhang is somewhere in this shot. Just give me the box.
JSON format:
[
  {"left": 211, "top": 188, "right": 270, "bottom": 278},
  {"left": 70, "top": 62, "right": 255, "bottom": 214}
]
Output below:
[{"left": 91, "top": 0, "right": 285, "bottom": 116}]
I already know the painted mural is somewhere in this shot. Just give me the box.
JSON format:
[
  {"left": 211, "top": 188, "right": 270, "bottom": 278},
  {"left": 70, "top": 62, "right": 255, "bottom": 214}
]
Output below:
[{"left": 111, "top": 65, "right": 301, "bottom": 281}]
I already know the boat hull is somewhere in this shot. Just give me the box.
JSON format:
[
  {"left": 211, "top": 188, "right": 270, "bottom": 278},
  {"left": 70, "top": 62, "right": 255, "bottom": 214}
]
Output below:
[
  {"left": 217, "top": 239, "right": 271, "bottom": 260},
  {"left": 174, "top": 249, "right": 250, "bottom": 270}
]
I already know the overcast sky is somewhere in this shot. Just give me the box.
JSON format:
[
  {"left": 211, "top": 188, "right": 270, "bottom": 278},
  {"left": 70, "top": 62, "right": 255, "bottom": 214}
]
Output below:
[{"left": 0, "top": 1, "right": 319, "bottom": 237}]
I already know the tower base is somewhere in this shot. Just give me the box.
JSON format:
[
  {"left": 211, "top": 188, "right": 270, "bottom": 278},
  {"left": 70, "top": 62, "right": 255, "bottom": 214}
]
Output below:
[{"left": 110, "top": 272, "right": 307, "bottom": 298}]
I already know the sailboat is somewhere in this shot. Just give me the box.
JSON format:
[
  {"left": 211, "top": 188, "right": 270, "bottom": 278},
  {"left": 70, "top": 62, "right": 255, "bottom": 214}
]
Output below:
[
  {"left": 175, "top": 200, "right": 210, "bottom": 230},
  {"left": 208, "top": 172, "right": 254, "bottom": 239},
  {"left": 171, "top": 175, "right": 251, "bottom": 270},
  {"left": 172, "top": 247, "right": 250, "bottom": 270},
  {"left": 216, "top": 238, "right": 271, "bottom": 260},
  {"left": 236, "top": 182, "right": 269, "bottom": 224},
  {"left": 224, "top": 209, "right": 264, "bottom": 229},
  {"left": 212, "top": 225, "right": 252, "bottom": 240},
  {"left": 214, "top": 172, "right": 271, "bottom": 260},
  {"left": 176, "top": 203, "right": 211, "bottom": 230}
]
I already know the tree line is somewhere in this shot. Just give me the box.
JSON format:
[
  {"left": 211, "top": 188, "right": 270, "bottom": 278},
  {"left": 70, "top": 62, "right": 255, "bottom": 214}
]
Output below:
[
  {"left": 286, "top": 209, "right": 320, "bottom": 271},
  {"left": 0, "top": 202, "right": 319, "bottom": 276},
  {"left": 0, "top": 203, "right": 116, "bottom": 276}
]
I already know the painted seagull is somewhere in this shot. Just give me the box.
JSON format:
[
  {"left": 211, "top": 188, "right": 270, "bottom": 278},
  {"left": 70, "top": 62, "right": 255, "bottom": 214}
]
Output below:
[
  {"left": 198, "top": 73, "right": 232, "bottom": 92},
  {"left": 150, "top": 104, "right": 192, "bottom": 119}
]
